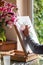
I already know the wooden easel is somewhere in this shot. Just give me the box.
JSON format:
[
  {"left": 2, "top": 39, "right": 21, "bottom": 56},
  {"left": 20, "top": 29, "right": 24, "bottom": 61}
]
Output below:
[{"left": 11, "top": 25, "right": 38, "bottom": 62}]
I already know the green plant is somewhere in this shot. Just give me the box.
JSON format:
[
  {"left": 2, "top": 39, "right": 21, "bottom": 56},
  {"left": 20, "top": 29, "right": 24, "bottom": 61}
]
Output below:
[
  {"left": 0, "top": 18, "right": 6, "bottom": 41},
  {"left": 34, "top": 0, "right": 43, "bottom": 44}
]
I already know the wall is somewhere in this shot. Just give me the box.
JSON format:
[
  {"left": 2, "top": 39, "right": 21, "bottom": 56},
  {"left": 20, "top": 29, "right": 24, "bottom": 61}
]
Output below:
[
  {"left": 16, "top": 0, "right": 32, "bottom": 21},
  {"left": 27, "top": 0, "right": 32, "bottom": 21},
  {"left": 16, "top": 0, "right": 27, "bottom": 16}
]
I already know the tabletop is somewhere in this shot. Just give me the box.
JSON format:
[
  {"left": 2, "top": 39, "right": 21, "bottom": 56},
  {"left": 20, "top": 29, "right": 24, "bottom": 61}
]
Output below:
[
  {"left": 1, "top": 58, "right": 43, "bottom": 65},
  {"left": 1, "top": 55, "right": 43, "bottom": 65}
]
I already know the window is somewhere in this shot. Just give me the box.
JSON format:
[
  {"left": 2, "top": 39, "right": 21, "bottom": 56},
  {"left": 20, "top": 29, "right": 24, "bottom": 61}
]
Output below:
[{"left": 33, "top": 0, "right": 43, "bottom": 44}]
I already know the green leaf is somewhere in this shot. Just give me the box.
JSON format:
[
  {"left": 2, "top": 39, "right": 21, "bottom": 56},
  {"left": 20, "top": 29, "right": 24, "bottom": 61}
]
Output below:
[
  {"left": 0, "top": 37, "right": 3, "bottom": 42},
  {"left": 3, "top": 35, "right": 6, "bottom": 41}
]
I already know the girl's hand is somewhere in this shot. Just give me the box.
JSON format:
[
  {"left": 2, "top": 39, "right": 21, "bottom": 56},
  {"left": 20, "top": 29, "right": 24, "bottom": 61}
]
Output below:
[{"left": 21, "top": 25, "right": 30, "bottom": 37}]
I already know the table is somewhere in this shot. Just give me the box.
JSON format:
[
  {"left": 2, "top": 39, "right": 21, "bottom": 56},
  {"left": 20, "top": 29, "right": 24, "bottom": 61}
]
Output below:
[
  {"left": 1, "top": 54, "right": 43, "bottom": 65},
  {"left": 1, "top": 58, "right": 43, "bottom": 65}
]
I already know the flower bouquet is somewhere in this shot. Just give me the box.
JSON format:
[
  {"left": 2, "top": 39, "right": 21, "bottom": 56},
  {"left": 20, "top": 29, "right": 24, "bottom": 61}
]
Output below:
[{"left": 0, "top": 0, "right": 17, "bottom": 42}]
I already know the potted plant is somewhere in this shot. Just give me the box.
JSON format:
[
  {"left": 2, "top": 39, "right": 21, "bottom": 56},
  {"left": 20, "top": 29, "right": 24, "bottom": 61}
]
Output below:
[{"left": 0, "top": 0, "right": 17, "bottom": 42}]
